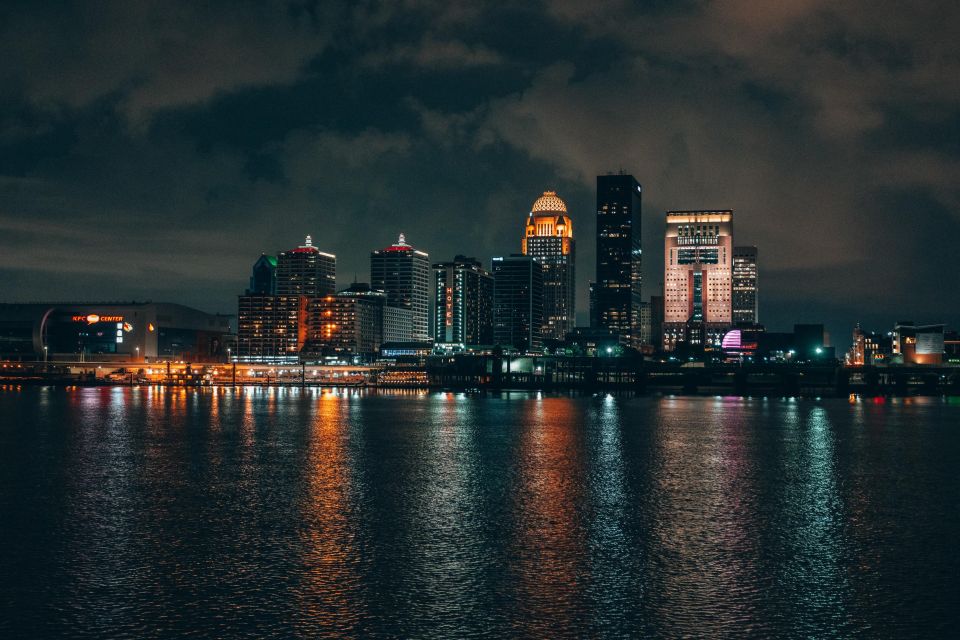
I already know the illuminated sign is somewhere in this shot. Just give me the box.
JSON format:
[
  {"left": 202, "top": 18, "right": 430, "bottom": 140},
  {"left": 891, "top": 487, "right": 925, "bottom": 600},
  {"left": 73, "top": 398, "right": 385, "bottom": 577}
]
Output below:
[{"left": 72, "top": 314, "right": 124, "bottom": 324}]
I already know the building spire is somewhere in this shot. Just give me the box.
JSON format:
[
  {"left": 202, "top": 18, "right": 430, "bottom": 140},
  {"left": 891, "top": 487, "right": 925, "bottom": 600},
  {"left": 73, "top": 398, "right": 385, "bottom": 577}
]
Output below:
[{"left": 398, "top": 232, "right": 407, "bottom": 245}]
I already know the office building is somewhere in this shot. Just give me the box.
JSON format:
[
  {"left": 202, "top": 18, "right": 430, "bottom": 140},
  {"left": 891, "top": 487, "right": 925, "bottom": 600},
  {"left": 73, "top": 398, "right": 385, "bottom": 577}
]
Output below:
[
  {"left": 521, "top": 191, "right": 575, "bottom": 340},
  {"left": 433, "top": 255, "right": 494, "bottom": 347},
  {"left": 370, "top": 233, "right": 431, "bottom": 341},
  {"left": 237, "top": 295, "right": 307, "bottom": 363},
  {"left": 248, "top": 254, "right": 277, "bottom": 295},
  {"left": 304, "top": 285, "right": 384, "bottom": 361},
  {"left": 595, "top": 173, "right": 643, "bottom": 348},
  {"left": 663, "top": 210, "right": 734, "bottom": 351},
  {"left": 492, "top": 255, "right": 544, "bottom": 352},
  {"left": 276, "top": 235, "right": 336, "bottom": 297},
  {"left": 732, "top": 246, "right": 758, "bottom": 325}
]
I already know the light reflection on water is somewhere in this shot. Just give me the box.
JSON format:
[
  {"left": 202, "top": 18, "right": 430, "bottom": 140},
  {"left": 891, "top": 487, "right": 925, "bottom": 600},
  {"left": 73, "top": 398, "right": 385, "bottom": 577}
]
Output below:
[{"left": 0, "top": 388, "right": 958, "bottom": 638}]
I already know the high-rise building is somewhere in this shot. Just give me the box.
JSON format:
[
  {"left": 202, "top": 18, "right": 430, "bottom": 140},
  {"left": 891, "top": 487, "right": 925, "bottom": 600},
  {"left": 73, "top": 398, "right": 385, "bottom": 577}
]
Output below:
[
  {"left": 248, "top": 254, "right": 277, "bottom": 295},
  {"left": 492, "top": 255, "right": 544, "bottom": 352},
  {"left": 236, "top": 294, "right": 307, "bottom": 363},
  {"left": 663, "top": 210, "right": 734, "bottom": 351},
  {"left": 732, "top": 246, "right": 758, "bottom": 325},
  {"left": 595, "top": 173, "right": 643, "bottom": 348},
  {"left": 433, "top": 255, "right": 494, "bottom": 347},
  {"left": 303, "top": 283, "right": 414, "bottom": 361},
  {"left": 304, "top": 284, "right": 382, "bottom": 361},
  {"left": 370, "top": 233, "right": 431, "bottom": 341},
  {"left": 276, "top": 235, "right": 336, "bottom": 297},
  {"left": 521, "top": 191, "right": 575, "bottom": 340}
]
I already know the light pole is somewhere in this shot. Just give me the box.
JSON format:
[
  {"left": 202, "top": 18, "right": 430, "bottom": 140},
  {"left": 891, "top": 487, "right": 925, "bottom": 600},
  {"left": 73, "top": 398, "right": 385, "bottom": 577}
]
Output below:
[
  {"left": 135, "top": 345, "right": 140, "bottom": 362},
  {"left": 43, "top": 345, "right": 48, "bottom": 364}
]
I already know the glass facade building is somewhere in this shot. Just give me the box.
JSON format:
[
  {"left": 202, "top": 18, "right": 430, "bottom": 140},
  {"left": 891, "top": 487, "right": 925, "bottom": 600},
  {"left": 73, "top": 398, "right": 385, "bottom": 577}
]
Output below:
[
  {"left": 492, "top": 255, "right": 544, "bottom": 352},
  {"left": 595, "top": 173, "right": 643, "bottom": 348},
  {"left": 732, "top": 246, "right": 758, "bottom": 325},
  {"left": 433, "top": 256, "right": 494, "bottom": 347}
]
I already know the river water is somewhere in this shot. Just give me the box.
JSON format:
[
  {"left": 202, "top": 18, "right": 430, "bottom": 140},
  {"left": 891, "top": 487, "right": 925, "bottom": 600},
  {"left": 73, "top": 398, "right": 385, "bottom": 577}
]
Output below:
[{"left": 1, "top": 386, "right": 958, "bottom": 638}]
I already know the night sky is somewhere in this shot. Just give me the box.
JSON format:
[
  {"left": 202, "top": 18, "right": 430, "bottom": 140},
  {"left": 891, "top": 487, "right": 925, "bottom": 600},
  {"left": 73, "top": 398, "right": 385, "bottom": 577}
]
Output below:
[{"left": 2, "top": 1, "right": 958, "bottom": 346}]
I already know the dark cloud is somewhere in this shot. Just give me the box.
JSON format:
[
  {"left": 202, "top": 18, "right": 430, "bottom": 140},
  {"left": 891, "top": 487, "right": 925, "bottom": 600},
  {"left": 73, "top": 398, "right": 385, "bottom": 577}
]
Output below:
[{"left": 0, "top": 0, "right": 958, "bottom": 348}]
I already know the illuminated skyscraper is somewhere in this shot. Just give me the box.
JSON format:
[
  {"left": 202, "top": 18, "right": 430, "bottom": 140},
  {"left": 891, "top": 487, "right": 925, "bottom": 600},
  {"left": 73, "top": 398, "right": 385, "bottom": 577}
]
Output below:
[
  {"left": 732, "top": 246, "right": 758, "bottom": 325},
  {"left": 595, "top": 173, "right": 643, "bottom": 348},
  {"left": 492, "top": 255, "right": 544, "bottom": 352},
  {"left": 663, "top": 210, "right": 734, "bottom": 351},
  {"left": 371, "top": 233, "right": 431, "bottom": 341},
  {"left": 521, "top": 191, "right": 575, "bottom": 340},
  {"left": 276, "top": 235, "right": 336, "bottom": 297},
  {"left": 433, "top": 256, "right": 494, "bottom": 347}
]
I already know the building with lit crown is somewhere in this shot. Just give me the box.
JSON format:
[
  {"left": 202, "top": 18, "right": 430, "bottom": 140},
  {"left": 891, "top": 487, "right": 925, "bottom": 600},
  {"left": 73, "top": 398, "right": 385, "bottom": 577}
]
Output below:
[
  {"left": 595, "top": 173, "right": 643, "bottom": 348},
  {"left": 248, "top": 254, "right": 277, "bottom": 295},
  {"left": 663, "top": 210, "right": 734, "bottom": 351},
  {"left": 433, "top": 256, "right": 494, "bottom": 347},
  {"left": 492, "top": 255, "right": 544, "bottom": 352},
  {"left": 276, "top": 235, "right": 336, "bottom": 297},
  {"left": 521, "top": 191, "right": 575, "bottom": 340},
  {"left": 370, "top": 233, "right": 431, "bottom": 341},
  {"left": 732, "top": 246, "right": 758, "bottom": 325}
]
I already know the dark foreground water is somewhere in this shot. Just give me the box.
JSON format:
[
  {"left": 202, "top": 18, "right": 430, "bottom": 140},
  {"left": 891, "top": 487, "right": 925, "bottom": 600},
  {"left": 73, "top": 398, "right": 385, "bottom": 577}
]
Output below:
[{"left": 1, "top": 387, "right": 959, "bottom": 638}]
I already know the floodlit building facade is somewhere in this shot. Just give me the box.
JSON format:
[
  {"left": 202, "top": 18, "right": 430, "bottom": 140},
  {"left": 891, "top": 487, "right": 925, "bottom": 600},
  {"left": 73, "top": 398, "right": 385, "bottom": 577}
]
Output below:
[
  {"left": 521, "top": 191, "right": 575, "bottom": 340},
  {"left": 663, "top": 210, "right": 734, "bottom": 351}
]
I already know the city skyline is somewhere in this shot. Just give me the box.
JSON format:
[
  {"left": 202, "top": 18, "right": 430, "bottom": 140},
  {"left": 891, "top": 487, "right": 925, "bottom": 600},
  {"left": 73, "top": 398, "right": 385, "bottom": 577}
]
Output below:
[{"left": 2, "top": 2, "right": 959, "bottom": 348}]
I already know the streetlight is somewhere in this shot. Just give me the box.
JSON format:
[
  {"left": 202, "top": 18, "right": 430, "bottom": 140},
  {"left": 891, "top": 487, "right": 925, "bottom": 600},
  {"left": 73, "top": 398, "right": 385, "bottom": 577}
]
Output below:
[
  {"left": 135, "top": 346, "right": 140, "bottom": 362},
  {"left": 43, "top": 345, "right": 48, "bottom": 363}
]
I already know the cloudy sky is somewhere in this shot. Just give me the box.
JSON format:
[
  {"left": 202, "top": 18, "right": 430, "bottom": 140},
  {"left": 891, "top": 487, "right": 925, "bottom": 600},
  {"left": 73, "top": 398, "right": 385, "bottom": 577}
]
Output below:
[{"left": 1, "top": 0, "right": 958, "bottom": 344}]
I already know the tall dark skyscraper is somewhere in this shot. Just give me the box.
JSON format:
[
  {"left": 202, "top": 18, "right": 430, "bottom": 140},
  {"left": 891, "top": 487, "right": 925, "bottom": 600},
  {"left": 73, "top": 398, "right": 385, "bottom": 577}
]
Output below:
[
  {"left": 594, "top": 173, "right": 643, "bottom": 348},
  {"left": 248, "top": 254, "right": 277, "bottom": 294},
  {"left": 521, "top": 191, "right": 575, "bottom": 340},
  {"left": 732, "top": 246, "right": 758, "bottom": 325},
  {"left": 276, "top": 235, "right": 336, "bottom": 297},
  {"left": 433, "top": 256, "right": 494, "bottom": 346},
  {"left": 492, "top": 255, "right": 544, "bottom": 352},
  {"left": 370, "top": 233, "right": 431, "bottom": 341}
]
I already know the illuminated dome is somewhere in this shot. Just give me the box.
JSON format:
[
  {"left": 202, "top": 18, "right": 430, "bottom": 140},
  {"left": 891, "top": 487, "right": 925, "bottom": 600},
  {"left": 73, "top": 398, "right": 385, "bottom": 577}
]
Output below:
[
  {"left": 531, "top": 191, "right": 567, "bottom": 214},
  {"left": 721, "top": 329, "right": 742, "bottom": 351}
]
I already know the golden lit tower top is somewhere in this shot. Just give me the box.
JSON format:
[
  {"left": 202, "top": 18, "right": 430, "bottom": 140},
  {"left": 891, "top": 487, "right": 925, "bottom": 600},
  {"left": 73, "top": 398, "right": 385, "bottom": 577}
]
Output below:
[
  {"left": 521, "top": 190, "right": 576, "bottom": 340},
  {"left": 523, "top": 191, "right": 573, "bottom": 255}
]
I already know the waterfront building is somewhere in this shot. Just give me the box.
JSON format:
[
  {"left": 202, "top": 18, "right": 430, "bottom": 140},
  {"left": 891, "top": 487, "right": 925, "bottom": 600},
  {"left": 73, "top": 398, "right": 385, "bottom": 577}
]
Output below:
[
  {"left": 595, "top": 173, "right": 643, "bottom": 348},
  {"left": 237, "top": 295, "right": 307, "bottom": 363},
  {"left": 0, "top": 302, "right": 233, "bottom": 363},
  {"left": 303, "top": 284, "right": 401, "bottom": 362},
  {"left": 249, "top": 254, "right": 277, "bottom": 295},
  {"left": 276, "top": 235, "right": 336, "bottom": 297},
  {"left": 663, "top": 210, "right": 734, "bottom": 351},
  {"left": 732, "top": 246, "right": 758, "bottom": 324},
  {"left": 893, "top": 322, "right": 945, "bottom": 365},
  {"left": 370, "top": 234, "right": 431, "bottom": 341},
  {"left": 492, "top": 255, "right": 544, "bottom": 352},
  {"left": 848, "top": 323, "right": 893, "bottom": 365},
  {"left": 433, "top": 255, "right": 494, "bottom": 347},
  {"left": 521, "top": 191, "right": 575, "bottom": 340}
]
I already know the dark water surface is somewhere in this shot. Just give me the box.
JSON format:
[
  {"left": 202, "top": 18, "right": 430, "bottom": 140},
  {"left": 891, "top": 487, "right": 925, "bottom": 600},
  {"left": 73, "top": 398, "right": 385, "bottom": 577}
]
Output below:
[{"left": 1, "top": 387, "right": 959, "bottom": 638}]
